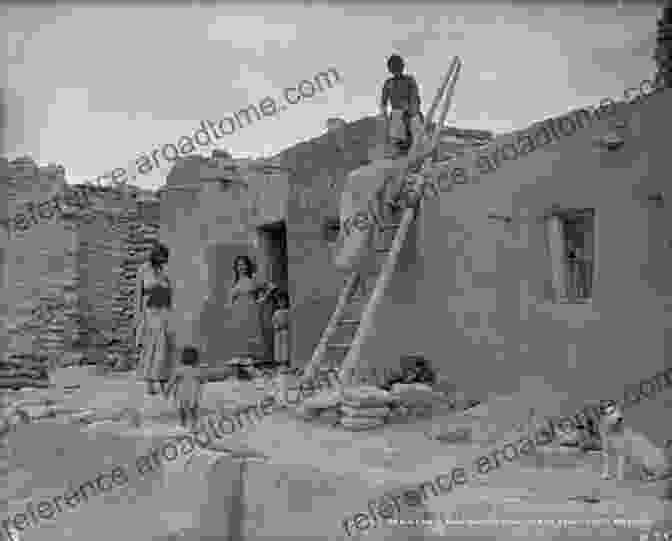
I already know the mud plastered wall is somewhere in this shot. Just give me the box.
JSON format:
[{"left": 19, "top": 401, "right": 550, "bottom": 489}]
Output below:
[
  {"left": 357, "top": 91, "right": 672, "bottom": 445},
  {"left": 280, "top": 116, "right": 489, "bottom": 368},
  {"left": 161, "top": 155, "right": 289, "bottom": 365}
]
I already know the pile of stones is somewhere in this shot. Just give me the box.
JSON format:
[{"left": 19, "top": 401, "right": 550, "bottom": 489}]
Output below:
[
  {"left": 339, "top": 386, "right": 395, "bottom": 431},
  {"left": 0, "top": 354, "right": 50, "bottom": 390},
  {"left": 292, "top": 369, "right": 465, "bottom": 432}
]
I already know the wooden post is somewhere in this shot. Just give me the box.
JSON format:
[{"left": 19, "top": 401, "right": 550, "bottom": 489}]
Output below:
[
  {"left": 424, "top": 57, "right": 461, "bottom": 137},
  {"left": 339, "top": 205, "right": 417, "bottom": 385},
  {"left": 301, "top": 272, "right": 360, "bottom": 380}
]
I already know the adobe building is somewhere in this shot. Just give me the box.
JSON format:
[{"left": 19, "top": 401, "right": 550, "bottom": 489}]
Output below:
[
  {"left": 354, "top": 92, "right": 672, "bottom": 442},
  {"left": 158, "top": 150, "right": 292, "bottom": 363},
  {"left": 163, "top": 81, "right": 672, "bottom": 446},
  {"left": 160, "top": 124, "right": 492, "bottom": 366}
]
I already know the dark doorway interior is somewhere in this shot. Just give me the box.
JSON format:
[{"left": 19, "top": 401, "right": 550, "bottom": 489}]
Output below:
[
  {"left": 257, "top": 221, "right": 288, "bottom": 292},
  {"left": 256, "top": 221, "right": 289, "bottom": 362}
]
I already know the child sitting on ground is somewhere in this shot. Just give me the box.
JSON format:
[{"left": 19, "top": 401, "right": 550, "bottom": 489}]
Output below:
[{"left": 164, "top": 346, "right": 205, "bottom": 431}]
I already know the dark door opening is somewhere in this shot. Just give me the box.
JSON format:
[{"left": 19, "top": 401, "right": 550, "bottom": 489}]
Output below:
[{"left": 256, "top": 221, "right": 288, "bottom": 362}]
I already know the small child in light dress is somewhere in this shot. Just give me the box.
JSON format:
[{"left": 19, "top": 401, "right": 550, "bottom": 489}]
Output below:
[
  {"left": 164, "top": 346, "right": 205, "bottom": 431},
  {"left": 272, "top": 291, "right": 291, "bottom": 368},
  {"left": 271, "top": 291, "right": 293, "bottom": 406}
]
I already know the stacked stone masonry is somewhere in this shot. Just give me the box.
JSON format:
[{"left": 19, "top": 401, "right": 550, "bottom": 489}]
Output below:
[
  {"left": 655, "top": 0, "right": 672, "bottom": 88},
  {"left": 1, "top": 156, "right": 160, "bottom": 379}
]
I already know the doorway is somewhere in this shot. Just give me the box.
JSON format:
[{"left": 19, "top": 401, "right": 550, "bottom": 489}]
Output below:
[{"left": 256, "top": 221, "right": 289, "bottom": 362}]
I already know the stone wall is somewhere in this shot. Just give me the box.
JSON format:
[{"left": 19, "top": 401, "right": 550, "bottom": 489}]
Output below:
[
  {"left": 1, "top": 156, "right": 160, "bottom": 375},
  {"left": 107, "top": 197, "right": 160, "bottom": 369},
  {"left": 74, "top": 187, "right": 160, "bottom": 370},
  {"left": 655, "top": 0, "right": 672, "bottom": 88},
  {"left": 3, "top": 157, "right": 81, "bottom": 375},
  {"left": 0, "top": 158, "right": 11, "bottom": 365}
]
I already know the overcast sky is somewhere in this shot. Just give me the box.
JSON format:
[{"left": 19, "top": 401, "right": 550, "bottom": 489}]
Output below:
[{"left": 0, "top": 1, "right": 663, "bottom": 191}]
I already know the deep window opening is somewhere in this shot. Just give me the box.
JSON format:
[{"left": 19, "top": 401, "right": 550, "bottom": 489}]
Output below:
[{"left": 545, "top": 208, "right": 596, "bottom": 303}]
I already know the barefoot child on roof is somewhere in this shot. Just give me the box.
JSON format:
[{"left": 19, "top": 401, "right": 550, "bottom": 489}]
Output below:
[{"left": 380, "top": 54, "right": 424, "bottom": 155}]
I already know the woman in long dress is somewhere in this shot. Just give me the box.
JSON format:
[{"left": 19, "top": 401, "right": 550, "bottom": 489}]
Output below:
[
  {"left": 134, "top": 243, "right": 175, "bottom": 395},
  {"left": 226, "top": 255, "right": 275, "bottom": 362}
]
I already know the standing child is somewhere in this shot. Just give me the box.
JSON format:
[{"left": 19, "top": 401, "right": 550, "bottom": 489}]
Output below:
[
  {"left": 380, "top": 54, "right": 424, "bottom": 155},
  {"left": 164, "top": 346, "right": 205, "bottom": 431},
  {"left": 272, "top": 291, "right": 291, "bottom": 368},
  {"left": 272, "top": 291, "right": 292, "bottom": 406}
]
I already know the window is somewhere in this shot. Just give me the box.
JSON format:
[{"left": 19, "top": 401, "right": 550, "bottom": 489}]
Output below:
[{"left": 545, "top": 208, "right": 595, "bottom": 303}]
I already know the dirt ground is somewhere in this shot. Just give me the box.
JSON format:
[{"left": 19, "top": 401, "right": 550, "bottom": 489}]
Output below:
[{"left": 1, "top": 369, "right": 669, "bottom": 540}]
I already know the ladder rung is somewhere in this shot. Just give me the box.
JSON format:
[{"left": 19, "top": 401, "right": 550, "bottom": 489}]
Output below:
[
  {"left": 338, "top": 319, "right": 361, "bottom": 326},
  {"left": 327, "top": 343, "right": 351, "bottom": 349}
]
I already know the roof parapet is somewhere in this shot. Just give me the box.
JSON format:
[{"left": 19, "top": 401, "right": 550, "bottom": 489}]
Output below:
[{"left": 326, "top": 117, "right": 347, "bottom": 150}]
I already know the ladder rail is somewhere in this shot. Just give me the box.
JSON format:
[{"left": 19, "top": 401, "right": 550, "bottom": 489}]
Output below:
[
  {"left": 303, "top": 272, "right": 360, "bottom": 379},
  {"left": 400, "top": 57, "right": 461, "bottom": 198},
  {"left": 428, "top": 60, "right": 461, "bottom": 150},
  {"left": 338, "top": 205, "right": 416, "bottom": 385},
  {"left": 423, "top": 57, "right": 461, "bottom": 139},
  {"left": 302, "top": 57, "right": 462, "bottom": 384}
]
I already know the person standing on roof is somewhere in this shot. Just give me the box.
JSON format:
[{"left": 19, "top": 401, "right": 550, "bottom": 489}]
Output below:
[{"left": 380, "top": 54, "right": 424, "bottom": 155}]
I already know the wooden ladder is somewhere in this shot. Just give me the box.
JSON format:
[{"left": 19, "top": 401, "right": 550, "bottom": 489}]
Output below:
[{"left": 301, "top": 57, "right": 462, "bottom": 387}]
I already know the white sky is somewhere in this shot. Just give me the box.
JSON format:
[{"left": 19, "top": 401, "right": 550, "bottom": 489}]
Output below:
[{"left": 0, "top": 1, "right": 663, "bottom": 191}]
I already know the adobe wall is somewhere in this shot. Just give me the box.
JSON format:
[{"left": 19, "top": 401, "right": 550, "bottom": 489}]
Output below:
[
  {"left": 283, "top": 117, "right": 493, "bottom": 367},
  {"left": 281, "top": 117, "right": 380, "bottom": 366},
  {"left": 358, "top": 89, "right": 672, "bottom": 443},
  {"left": 160, "top": 155, "right": 290, "bottom": 365}
]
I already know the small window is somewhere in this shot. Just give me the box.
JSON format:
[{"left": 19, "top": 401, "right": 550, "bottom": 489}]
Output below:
[
  {"left": 545, "top": 208, "right": 595, "bottom": 303},
  {"left": 322, "top": 217, "right": 341, "bottom": 243}
]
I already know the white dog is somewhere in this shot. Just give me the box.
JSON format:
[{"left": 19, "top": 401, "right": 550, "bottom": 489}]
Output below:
[{"left": 598, "top": 400, "right": 669, "bottom": 482}]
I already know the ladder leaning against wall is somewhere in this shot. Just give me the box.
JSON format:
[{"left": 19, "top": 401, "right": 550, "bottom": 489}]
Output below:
[{"left": 301, "top": 57, "right": 463, "bottom": 389}]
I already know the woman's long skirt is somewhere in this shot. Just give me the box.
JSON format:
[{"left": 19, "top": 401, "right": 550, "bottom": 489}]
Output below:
[
  {"left": 136, "top": 307, "right": 175, "bottom": 382},
  {"left": 229, "top": 296, "right": 267, "bottom": 360},
  {"left": 274, "top": 329, "right": 290, "bottom": 367}
]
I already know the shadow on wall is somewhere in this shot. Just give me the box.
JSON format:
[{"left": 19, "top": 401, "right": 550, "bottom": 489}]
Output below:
[{"left": 198, "top": 242, "right": 256, "bottom": 366}]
